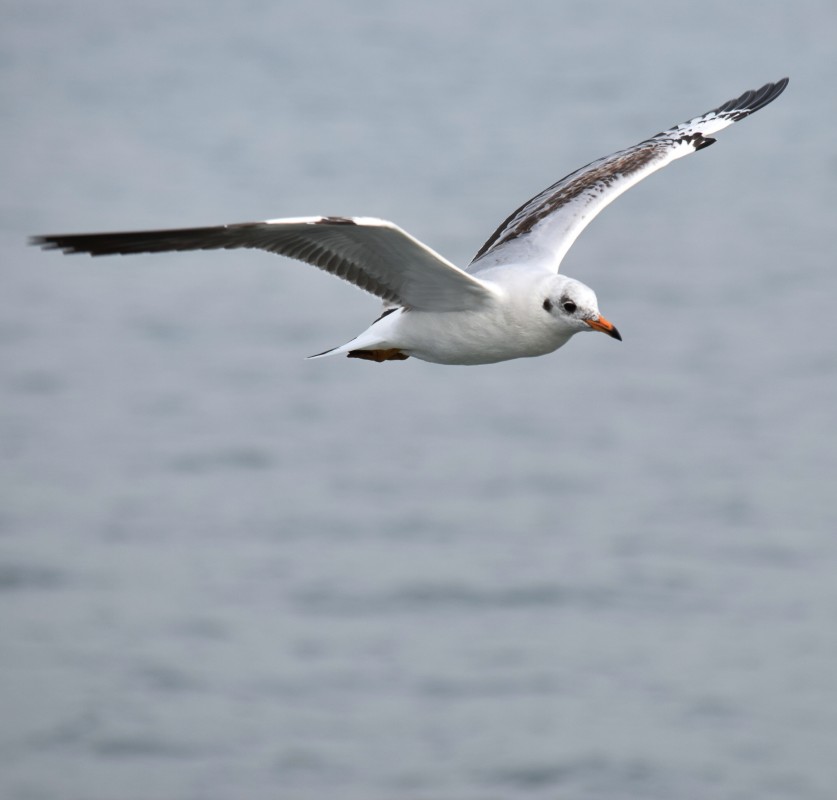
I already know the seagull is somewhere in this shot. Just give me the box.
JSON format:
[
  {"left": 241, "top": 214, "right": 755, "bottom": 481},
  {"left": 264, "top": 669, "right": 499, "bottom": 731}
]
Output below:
[{"left": 32, "top": 78, "right": 788, "bottom": 365}]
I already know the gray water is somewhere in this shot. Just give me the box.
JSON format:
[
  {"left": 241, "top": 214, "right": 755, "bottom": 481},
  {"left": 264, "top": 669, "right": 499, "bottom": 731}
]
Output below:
[{"left": 2, "top": 1, "right": 837, "bottom": 798}]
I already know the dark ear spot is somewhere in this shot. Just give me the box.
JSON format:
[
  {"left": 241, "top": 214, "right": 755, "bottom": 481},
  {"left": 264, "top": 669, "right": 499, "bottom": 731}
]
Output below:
[{"left": 542, "top": 298, "right": 553, "bottom": 312}]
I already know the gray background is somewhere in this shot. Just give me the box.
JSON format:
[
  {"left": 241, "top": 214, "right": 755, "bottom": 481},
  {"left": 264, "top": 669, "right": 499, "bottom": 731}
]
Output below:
[{"left": 2, "top": 1, "right": 836, "bottom": 798}]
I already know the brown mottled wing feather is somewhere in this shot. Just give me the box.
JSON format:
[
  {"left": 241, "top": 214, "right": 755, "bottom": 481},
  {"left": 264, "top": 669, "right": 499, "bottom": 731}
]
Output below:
[
  {"left": 32, "top": 216, "right": 493, "bottom": 312},
  {"left": 469, "top": 78, "right": 788, "bottom": 272}
]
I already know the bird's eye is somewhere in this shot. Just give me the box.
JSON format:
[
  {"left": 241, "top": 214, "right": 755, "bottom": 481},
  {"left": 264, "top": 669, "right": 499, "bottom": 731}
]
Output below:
[
  {"left": 542, "top": 298, "right": 553, "bottom": 312},
  {"left": 562, "top": 300, "right": 577, "bottom": 314}
]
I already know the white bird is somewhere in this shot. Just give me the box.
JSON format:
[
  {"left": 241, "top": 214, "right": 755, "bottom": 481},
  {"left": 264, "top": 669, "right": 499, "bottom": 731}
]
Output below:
[{"left": 32, "top": 78, "right": 788, "bottom": 365}]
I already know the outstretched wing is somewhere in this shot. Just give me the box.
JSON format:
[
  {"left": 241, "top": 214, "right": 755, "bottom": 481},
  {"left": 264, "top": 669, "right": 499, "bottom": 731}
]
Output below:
[
  {"left": 469, "top": 78, "right": 789, "bottom": 273},
  {"left": 32, "top": 216, "right": 494, "bottom": 312}
]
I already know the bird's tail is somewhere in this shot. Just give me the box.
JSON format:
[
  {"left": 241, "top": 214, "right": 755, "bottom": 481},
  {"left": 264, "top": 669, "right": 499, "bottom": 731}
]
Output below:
[
  {"left": 307, "top": 331, "right": 408, "bottom": 362},
  {"left": 307, "top": 343, "right": 347, "bottom": 360},
  {"left": 308, "top": 343, "right": 408, "bottom": 362},
  {"left": 307, "top": 307, "right": 408, "bottom": 362}
]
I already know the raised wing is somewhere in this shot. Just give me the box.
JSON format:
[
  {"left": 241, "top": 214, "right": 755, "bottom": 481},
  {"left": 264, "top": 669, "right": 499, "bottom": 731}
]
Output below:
[
  {"left": 469, "top": 78, "right": 789, "bottom": 273},
  {"left": 32, "top": 216, "right": 494, "bottom": 312}
]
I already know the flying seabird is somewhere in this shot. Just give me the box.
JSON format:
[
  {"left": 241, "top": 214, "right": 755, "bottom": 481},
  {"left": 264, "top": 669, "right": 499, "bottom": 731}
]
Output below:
[{"left": 32, "top": 78, "right": 788, "bottom": 365}]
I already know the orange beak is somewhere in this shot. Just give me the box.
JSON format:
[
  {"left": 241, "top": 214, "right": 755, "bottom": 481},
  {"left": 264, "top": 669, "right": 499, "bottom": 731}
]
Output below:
[{"left": 586, "top": 314, "right": 622, "bottom": 341}]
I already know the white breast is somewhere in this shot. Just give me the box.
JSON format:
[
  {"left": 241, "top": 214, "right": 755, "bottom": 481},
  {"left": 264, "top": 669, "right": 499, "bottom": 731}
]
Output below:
[{"left": 392, "top": 289, "right": 572, "bottom": 365}]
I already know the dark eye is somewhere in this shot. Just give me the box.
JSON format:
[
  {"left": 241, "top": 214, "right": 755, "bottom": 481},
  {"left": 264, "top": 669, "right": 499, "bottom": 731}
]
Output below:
[
  {"left": 542, "top": 298, "right": 553, "bottom": 312},
  {"left": 562, "top": 300, "right": 577, "bottom": 314}
]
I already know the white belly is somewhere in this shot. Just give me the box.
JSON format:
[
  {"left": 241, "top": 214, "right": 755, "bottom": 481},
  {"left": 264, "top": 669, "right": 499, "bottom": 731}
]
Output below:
[{"left": 389, "top": 306, "right": 573, "bottom": 365}]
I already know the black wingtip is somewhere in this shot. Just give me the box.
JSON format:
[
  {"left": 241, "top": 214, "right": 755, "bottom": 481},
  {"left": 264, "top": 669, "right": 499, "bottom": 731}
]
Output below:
[
  {"left": 713, "top": 77, "right": 789, "bottom": 121},
  {"left": 29, "top": 234, "right": 82, "bottom": 255}
]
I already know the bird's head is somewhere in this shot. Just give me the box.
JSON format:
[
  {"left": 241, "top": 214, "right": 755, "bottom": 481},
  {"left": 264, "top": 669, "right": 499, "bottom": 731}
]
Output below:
[{"left": 541, "top": 276, "right": 621, "bottom": 341}]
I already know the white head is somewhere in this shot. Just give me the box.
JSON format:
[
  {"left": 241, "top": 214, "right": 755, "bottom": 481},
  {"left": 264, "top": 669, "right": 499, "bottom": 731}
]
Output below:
[{"left": 541, "top": 275, "right": 621, "bottom": 341}]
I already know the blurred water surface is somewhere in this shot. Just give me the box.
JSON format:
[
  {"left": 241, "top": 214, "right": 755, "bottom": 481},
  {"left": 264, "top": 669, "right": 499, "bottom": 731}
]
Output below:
[{"left": 2, "top": 2, "right": 837, "bottom": 799}]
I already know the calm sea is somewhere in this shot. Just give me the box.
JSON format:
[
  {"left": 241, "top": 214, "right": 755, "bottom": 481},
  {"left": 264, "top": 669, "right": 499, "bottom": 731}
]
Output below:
[{"left": 2, "top": 1, "right": 837, "bottom": 798}]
